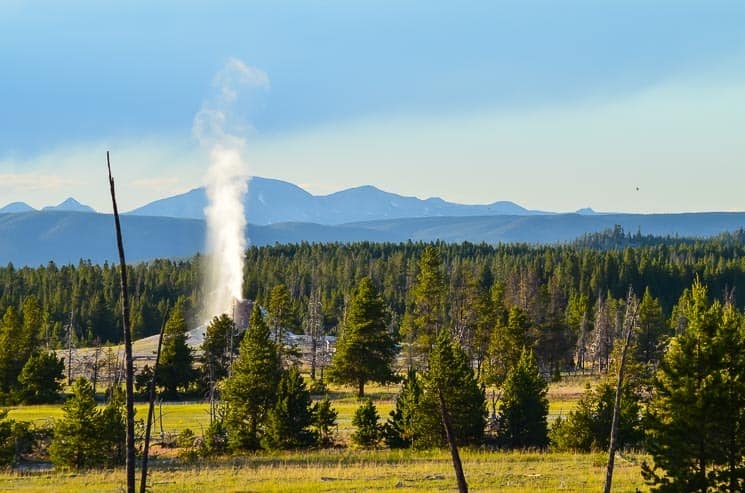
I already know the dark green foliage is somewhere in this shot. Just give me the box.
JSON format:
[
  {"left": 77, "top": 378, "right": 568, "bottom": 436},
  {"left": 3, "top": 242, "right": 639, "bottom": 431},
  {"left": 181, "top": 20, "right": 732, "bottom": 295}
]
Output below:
[
  {"left": 0, "top": 259, "right": 199, "bottom": 347},
  {"left": 383, "top": 368, "right": 423, "bottom": 448},
  {"left": 327, "top": 277, "right": 398, "bottom": 397},
  {"left": 642, "top": 281, "right": 745, "bottom": 492},
  {"left": 201, "top": 314, "right": 237, "bottom": 382},
  {"left": 635, "top": 287, "right": 668, "bottom": 367},
  {"left": 550, "top": 381, "right": 642, "bottom": 452},
  {"left": 425, "top": 331, "right": 486, "bottom": 447},
  {"left": 312, "top": 397, "right": 337, "bottom": 447},
  {"left": 158, "top": 308, "right": 197, "bottom": 398},
  {"left": 262, "top": 367, "right": 316, "bottom": 450},
  {"left": 351, "top": 400, "right": 381, "bottom": 447},
  {"left": 400, "top": 245, "right": 446, "bottom": 356},
  {"left": 483, "top": 306, "right": 534, "bottom": 387},
  {"left": 223, "top": 306, "right": 281, "bottom": 451},
  {"left": 0, "top": 410, "right": 30, "bottom": 466},
  {"left": 0, "top": 307, "right": 24, "bottom": 399},
  {"left": 49, "top": 378, "right": 126, "bottom": 469},
  {"left": 404, "top": 332, "right": 486, "bottom": 449},
  {"left": 18, "top": 352, "right": 65, "bottom": 404},
  {"left": 267, "top": 284, "right": 297, "bottom": 352},
  {"left": 201, "top": 418, "right": 229, "bottom": 456},
  {"left": 498, "top": 349, "right": 549, "bottom": 449}
]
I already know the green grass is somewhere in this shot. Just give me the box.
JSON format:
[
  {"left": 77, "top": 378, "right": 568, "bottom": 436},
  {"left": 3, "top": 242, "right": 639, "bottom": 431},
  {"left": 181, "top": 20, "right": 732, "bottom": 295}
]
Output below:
[
  {"left": 0, "top": 449, "right": 649, "bottom": 492},
  {"left": 6, "top": 402, "right": 213, "bottom": 434},
  {"left": 0, "top": 375, "right": 603, "bottom": 492}
]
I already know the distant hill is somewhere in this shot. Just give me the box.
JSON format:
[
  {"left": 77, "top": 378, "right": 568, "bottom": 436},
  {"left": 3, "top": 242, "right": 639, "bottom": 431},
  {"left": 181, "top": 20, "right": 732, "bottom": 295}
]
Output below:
[
  {"left": 0, "top": 202, "right": 35, "bottom": 214},
  {"left": 2, "top": 210, "right": 745, "bottom": 267},
  {"left": 42, "top": 197, "right": 95, "bottom": 213},
  {"left": 127, "top": 177, "right": 538, "bottom": 225}
]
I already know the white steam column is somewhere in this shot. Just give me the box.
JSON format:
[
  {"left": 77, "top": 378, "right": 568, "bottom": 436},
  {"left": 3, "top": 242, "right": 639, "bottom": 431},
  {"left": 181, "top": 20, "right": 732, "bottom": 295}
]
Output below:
[{"left": 195, "top": 58, "right": 269, "bottom": 320}]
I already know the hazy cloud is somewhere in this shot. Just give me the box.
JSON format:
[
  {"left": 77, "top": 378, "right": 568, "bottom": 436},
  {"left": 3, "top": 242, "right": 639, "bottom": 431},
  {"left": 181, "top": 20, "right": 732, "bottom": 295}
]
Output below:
[{"left": 0, "top": 173, "right": 82, "bottom": 191}]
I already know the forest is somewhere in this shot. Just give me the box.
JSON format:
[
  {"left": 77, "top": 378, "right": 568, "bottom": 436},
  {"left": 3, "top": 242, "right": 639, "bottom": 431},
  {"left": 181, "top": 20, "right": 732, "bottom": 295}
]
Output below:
[
  {"left": 2, "top": 227, "right": 745, "bottom": 351},
  {"left": 3, "top": 228, "right": 745, "bottom": 491}
]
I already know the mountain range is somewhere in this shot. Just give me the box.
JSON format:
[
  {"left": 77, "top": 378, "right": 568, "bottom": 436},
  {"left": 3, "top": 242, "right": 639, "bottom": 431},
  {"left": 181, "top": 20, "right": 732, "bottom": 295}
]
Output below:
[
  {"left": 1, "top": 177, "right": 744, "bottom": 267},
  {"left": 127, "top": 177, "right": 544, "bottom": 224}
]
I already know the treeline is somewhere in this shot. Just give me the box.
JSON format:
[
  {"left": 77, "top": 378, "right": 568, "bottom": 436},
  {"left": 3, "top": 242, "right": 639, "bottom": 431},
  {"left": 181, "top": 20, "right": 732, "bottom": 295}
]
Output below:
[
  {"left": 0, "top": 258, "right": 201, "bottom": 345},
  {"left": 2, "top": 228, "right": 745, "bottom": 350}
]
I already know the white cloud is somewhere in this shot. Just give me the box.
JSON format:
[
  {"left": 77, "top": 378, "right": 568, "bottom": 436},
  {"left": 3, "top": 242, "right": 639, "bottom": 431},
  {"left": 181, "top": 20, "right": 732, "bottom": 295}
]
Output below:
[
  {"left": 0, "top": 173, "right": 81, "bottom": 192},
  {"left": 0, "top": 138, "right": 206, "bottom": 211}
]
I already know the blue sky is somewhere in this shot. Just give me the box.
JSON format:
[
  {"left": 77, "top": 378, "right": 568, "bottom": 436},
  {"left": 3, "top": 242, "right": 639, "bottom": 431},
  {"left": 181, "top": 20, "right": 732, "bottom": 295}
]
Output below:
[{"left": 1, "top": 1, "right": 744, "bottom": 213}]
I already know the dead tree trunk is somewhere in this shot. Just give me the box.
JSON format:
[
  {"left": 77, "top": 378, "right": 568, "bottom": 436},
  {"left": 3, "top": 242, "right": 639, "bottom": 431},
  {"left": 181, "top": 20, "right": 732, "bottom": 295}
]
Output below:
[
  {"left": 108, "top": 152, "right": 136, "bottom": 493},
  {"left": 438, "top": 389, "right": 468, "bottom": 493},
  {"left": 604, "top": 289, "right": 639, "bottom": 493},
  {"left": 140, "top": 304, "right": 169, "bottom": 493}
]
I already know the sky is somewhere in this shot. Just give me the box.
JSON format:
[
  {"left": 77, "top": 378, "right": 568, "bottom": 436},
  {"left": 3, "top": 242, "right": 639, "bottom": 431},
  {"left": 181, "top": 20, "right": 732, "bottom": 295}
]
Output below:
[{"left": 1, "top": 0, "right": 744, "bottom": 213}]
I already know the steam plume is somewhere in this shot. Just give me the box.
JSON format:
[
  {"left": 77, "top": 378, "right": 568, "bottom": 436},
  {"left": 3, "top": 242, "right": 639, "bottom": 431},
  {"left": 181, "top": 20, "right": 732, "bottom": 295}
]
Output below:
[{"left": 195, "top": 58, "right": 269, "bottom": 320}]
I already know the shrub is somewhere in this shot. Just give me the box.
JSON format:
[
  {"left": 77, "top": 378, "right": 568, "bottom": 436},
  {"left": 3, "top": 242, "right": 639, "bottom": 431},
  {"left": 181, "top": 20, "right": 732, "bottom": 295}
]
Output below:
[{"left": 351, "top": 400, "right": 381, "bottom": 447}]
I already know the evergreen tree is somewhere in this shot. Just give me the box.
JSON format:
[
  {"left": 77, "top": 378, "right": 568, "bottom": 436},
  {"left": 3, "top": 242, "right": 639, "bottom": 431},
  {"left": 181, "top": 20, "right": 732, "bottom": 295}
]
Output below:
[
  {"left": 383, "top": 368, "right": 422, "bottom": 448},
  {"left": 351, "top": 400, "right": 381, "bottom": 447},
  {"left": 483, "top": 306, "right": 533, "bottom": 387},
  {"left": 20, "top": 296, "right": 43, "bottom": 360},
  {"left": 635, "top": 287, "right": 667, "bottom": 366},
  {"left": 400, "top": 245, "right": 446, "bottom": 358},
  {"left": 497, "top": 348, "right": 549, "bottom": 449},
  {"left": 223, "top": 305, "right": 281, "bottom": 450},
  {"left": 262, "top": 367, "right": 316, "bottom": 449},
  {"left": 0, "top": 410, "right": 25, "bottom": 466},
  {"left": 0, "top": 307, "right": 23, "bottom": 398},
  {"left": 327, "top": 277, "right": 398, "bottom": 397},
  {"left": 158, "top": 308, "right": 196, "bottom": 398},
  {"left": 642, "top": 281, "right": 745, "bottom": 492},
  {"left": 202, "top": 314, "right": 237, "bottom": 382},
  {"left": 549, "top": 380, "right": 642, "bottom": 452},
  {"left": 267, "top": 284, "right": 295, "bottom": 347},
  {"left": 412, "top": 331, "right": 486, "bottom": 448},
  {"left": 18, "top": 352, "right": 65, "bottom": 404},
  {"left": 312, "top": 397, "right": 338, "bottom": 447},
  {"left": 49, "top": 378, "right": 125, "bottom": 469}
]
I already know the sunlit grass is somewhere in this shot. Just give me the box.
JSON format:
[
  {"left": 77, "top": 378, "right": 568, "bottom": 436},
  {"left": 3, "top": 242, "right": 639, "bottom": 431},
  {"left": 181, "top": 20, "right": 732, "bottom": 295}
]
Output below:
[
  {"left": 0, "top": 374, "right": 617, "bottom": 492},
  {"left": 0, "top": 449, "right": 649, "bottom": 492}
]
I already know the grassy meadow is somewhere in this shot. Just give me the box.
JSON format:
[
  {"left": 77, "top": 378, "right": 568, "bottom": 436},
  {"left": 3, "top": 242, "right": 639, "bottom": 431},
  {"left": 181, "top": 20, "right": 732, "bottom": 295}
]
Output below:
[{"left": 0, "top": 374, "right": 652, "bottom": 492}]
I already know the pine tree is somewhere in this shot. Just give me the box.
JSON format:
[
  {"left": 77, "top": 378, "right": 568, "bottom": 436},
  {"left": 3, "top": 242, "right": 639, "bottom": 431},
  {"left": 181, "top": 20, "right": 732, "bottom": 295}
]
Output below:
[
  {"left": 400, "top": 245, "right": 446, "bottom": 359},
  {"left": 327, "top": 277, "right": 398, "bottom": 397},
  {"left": 549, "top": 380, "right": 642, "bottom": 452},
  {"left": 0, "top": 307, "right": 23, "bottom": 398},
  {"left": 312, "top": 397, "right": 338, "bottom": 447},
  {"left": 158, "top": 308, "right": 196, "bottom": 398},
  {"left": 223, "top": 305, "right": 281, "bottom": 450},
  {"left": 635, "top": 287, "right": 667, "bottom": 366},
  {"left": 483, "top": 306, "right": 533, "bottom": 388},
  {"left": 413, "top": 331, "right": 486, "bottom": 448},
  {"left": 49, "top": 378, "right": 125, "bottom": 469},
  {"left": 202, "top": 314, "right": 237, "bottom": 382},
  {"left": 262, "top": 367, "right": 316, "bottom": 449},
  {"left": 642, "top": 281, "right": 745, "bottom": 492},
  {"left": 351, "top": 400, "right": 381, "bottom": 447},
  {"left": 383, "top": 368, "right": 423, "bottom": 448},
  {"left": 267, "top": 284, "right": 295, "bottom": 349},
  {"left": 18, "top": 352, "right": 65, "bottom": 404},
  {"left": 497, "top": 348, "right": 549, "bottom": 449}
]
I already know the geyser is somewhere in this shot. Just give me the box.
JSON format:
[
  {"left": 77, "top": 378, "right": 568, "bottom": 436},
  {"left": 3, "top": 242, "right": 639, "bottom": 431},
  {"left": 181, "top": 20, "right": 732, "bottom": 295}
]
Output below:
[{"left": 195, "top": 58, "right": 269, "bottom": 320}]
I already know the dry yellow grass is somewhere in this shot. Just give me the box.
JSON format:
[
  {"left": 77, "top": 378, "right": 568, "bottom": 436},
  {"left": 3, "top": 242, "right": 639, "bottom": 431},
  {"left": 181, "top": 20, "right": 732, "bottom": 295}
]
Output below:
[{"left": 0, "top": 449, "right": 649, "bottom": 492}]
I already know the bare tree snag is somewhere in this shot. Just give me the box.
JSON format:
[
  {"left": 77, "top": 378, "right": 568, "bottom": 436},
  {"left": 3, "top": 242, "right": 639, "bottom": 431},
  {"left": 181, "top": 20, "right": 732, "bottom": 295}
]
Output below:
[
  {"left": 140, "top": 303, "right": 169, "bottom": 493},
  {"left": 439, "top": 389, "right": 468, "bottom": 493},
  {"left": 107, "top": 152, "right": 136, "bottom": 493},
  {"left": 604, "top": 288, "right": 639, "bottom": 493}
]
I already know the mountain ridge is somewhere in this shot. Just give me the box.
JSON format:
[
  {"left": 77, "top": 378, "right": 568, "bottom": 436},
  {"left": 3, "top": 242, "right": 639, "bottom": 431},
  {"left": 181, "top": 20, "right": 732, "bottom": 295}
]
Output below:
[
  {"left": 3, "top": 209, "right": 745, "bottom": 267},
  {"left": 126, "top": 176, "right": 539, "bottom": 225}
]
